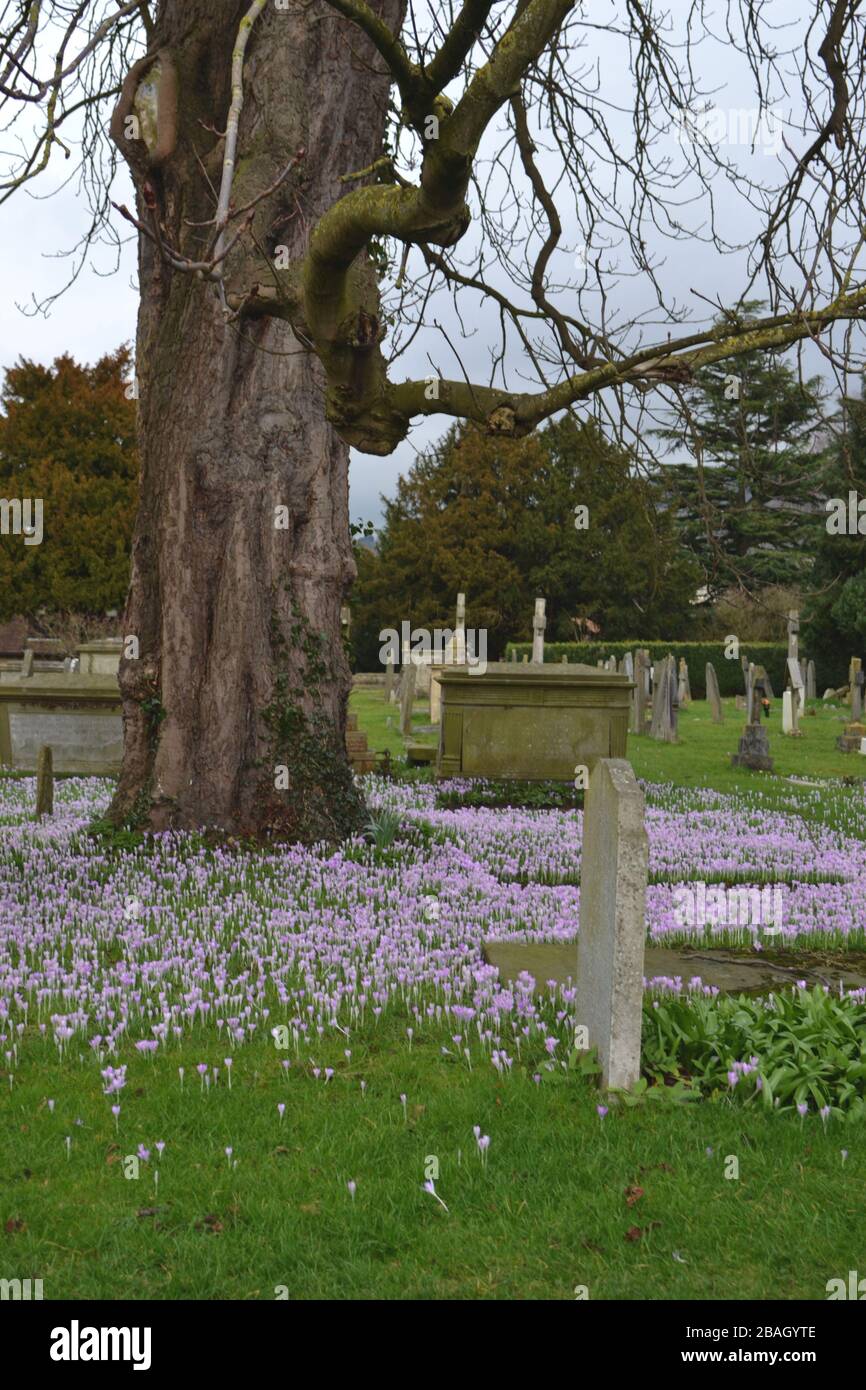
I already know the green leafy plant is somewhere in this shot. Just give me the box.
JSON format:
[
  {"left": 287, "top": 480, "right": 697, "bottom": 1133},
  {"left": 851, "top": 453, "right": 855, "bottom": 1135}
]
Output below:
[
  {"left": 642, "top": 985, "right": 866, "bottom": 1119},
  {"left": 364, "top": 808, "right": 402, "bottom": 850}
]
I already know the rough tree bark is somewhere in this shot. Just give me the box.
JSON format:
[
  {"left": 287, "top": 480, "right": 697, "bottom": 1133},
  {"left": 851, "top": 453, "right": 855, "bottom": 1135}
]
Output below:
[{"left": 107, "top": 0, "right": 402, "bottom": 842}]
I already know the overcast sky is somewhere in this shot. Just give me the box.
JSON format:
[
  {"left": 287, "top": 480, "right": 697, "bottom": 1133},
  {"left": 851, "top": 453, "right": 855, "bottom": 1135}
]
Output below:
[{"left": 0, "top": 2, "right": 857, "bottom": 529}]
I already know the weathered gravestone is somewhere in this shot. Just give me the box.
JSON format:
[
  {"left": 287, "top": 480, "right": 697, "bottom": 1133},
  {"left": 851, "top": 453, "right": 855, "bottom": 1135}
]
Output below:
[
  {"left": 384, "top": 660, "right": 395, "bottom": 703},
  {"left": 436, "top": 663, "right": 632, "bottom": 780},
  {"left": 786, "top": 656, "right": 804, "bottom": 734},
  {"left": 630, "top": 649, "right": 650, "bottom": 735},
  {"left": 649, "top": 654, "right": 678, "bottom": 742},
  {"left": 399, "top": 662, "right": 417, "bottom": 736},
  {"left": 677, "top": 657, "right": 692, "bottom": 708},
  {"left": 853, "top": 669, "right": 865, "bottom": 723},
  {"left": 837, "top": 719, "right": 866, "bottom": 753},
  {"left": 849, "top": 656, "right": 862, "bottom": 708},
  {"left": 744, "top": 661, "right": 755, "bottom": 724},
  {"left": 76, "top": 640, "right": 123, "bottom": 676},
  {"left": 754, "top": 663, "right": 774, "bottom": 700},
  {"left": 0, "top": 676, "right": 123, "bottom": 774},
  {"left": 731, "top": 719, "right": 774, "bottom": 771},
  {"left": 21, "top": 649, "right": 34, "bottom": 679},
  {"left": 531, "top": 598, "right": 546, "bottom": 665},
  {"left": 806, "top": 659, "right": 816, "bottom": 701},
  {"left": 576, "top": 759, "right": 648, "bottom": 1091},
  {"left": 35, "top": 744, "right": 53, "bottom": 818},
  {"left": 705, "top": 661, "right": 723, "bottom": 723},
  {"left": 430, "top": 593, "right": 467, "bottom": 725}
]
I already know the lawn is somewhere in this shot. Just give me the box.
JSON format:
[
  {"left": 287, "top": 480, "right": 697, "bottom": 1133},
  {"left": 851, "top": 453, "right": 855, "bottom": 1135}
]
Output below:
[
  {"left": 3, "top": 1025, "right": 859, "bottom": 1301},
  {"left": 2, "top": 697, "right": 866, "bottom": 1301}
]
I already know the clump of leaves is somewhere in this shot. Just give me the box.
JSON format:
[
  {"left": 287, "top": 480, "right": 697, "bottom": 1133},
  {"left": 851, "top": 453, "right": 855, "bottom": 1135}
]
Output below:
[
  {"left": 642, "top": 985, "right": 866, "bottom": 1119},
  {"left": 364, "top": 808, "right": 402, "bottom": 849}
]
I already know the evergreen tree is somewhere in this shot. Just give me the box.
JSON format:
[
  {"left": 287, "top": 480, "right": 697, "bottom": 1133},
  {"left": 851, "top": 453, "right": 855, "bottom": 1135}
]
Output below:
[
  {"left": 0, "top": 349, "right": 137, "bottom": 621},
  {"left": 656, "top": 307, "right": 828, "bottom": 593},
  {"left": 350, "top": 417, "right": 699, "bottom": 668},
  {"left": 803, "top": 384, "right": 866, "bottom": 679}
]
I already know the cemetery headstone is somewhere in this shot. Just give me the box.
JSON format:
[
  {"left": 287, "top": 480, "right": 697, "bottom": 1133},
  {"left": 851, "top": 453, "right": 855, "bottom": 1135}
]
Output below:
[
  {"left": 705, "top": 662, "right": 723, "bottom": 723},
  {"left": 837, "top": 720, "right": 866, "bottom": 753},
  {"left": 731, "top": 721, "right": 774, "bottom": 771},
  {"left": 853, "top": 669, "right": 865, "bottom": 723},
  {"left": 384, "top": 660, "right": 395, "bottom": 702},
  {"left": 782, "top": 690, "right": 794, "bottom": 734},
  {"left": 806, "top": 659, "right": 817, "bottom": 701},
  {"left": 786, "top": 656, "right": 804, "bottom": 733},
  {"left": 21, "top": 649, "right": 34, "bottom": 679},
  {"left": 399, "top": 662, "right": 417, "bottom": 736},
  {"left": 76, "top": 640, "right": 122, "bottom": 676},
  {"left": 754, "top": 663, "right": 774, "bottom": 700},
  {"left": 531, "top": 597, "right": 546, "bottom": 664},
  {"left": 449, "top": 592, "right": 467, "bottom": 666},
  {"left": 677, "top": 657, "right": 692, "bottom": 707},
  {"left": 0, "top": 677, "right": 123, "bottom": 773},
  {"left": 430, "top": 665, "right": 444, "bottom": 723},
  {"left": 576, "top": 758, "right": 648, "bottom": 1092},
  {"left": 35, "top": 744, "right": 53, "bottom": 818},
  {"left": 435, "top": 663, "right": 631, "bottom": 779},
  {"left": 753, "top": 671, "right": 770, "bottom": 716},
  {"left": 649, "top": 654, "right": 678, "bottom": 742},
  {"left": 630, "top": 649, "right": 649, "bottom": 735},
  {"left": 848, "top": 656, "right": 862, "bottom": 708},
  {"left": 745, "top": 662, "right": 755, "bottom": 724}
]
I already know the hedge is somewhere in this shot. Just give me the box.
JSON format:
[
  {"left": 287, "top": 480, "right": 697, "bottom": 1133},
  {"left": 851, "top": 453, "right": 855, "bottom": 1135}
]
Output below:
[{"left": 502, "top": 640, "right": 830, "bottom": 699}]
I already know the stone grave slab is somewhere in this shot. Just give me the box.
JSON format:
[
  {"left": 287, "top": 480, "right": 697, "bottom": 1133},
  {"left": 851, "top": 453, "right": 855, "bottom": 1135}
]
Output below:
[
  {"left": 482, "top": 941, "right": 866, "bottom": 996},
  {"left": 0, "top": 676, "right": 122, "bottom": 774}
]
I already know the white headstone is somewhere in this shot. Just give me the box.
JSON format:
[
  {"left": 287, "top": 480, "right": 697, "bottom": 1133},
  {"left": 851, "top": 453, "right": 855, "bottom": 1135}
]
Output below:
[
  {"left": 532, "top": 597, "right": 546, "bottom": 665},
  {"left": 576, "top": 759, "right": 648, "bottom": 1092}
]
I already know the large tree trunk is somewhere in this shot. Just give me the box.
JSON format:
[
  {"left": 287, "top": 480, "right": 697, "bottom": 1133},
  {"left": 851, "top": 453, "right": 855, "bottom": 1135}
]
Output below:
[{"left": 107, "top": 0, "right": 400, "bottom": 842}]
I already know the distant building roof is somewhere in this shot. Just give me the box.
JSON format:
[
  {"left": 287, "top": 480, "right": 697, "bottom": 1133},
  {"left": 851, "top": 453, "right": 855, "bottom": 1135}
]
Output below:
[{"left": 0, "top": 617, "right": 27, "bottom": 657}]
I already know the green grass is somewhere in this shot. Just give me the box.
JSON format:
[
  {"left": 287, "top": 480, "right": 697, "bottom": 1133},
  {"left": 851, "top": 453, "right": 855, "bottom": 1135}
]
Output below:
[
  {"left": 350, "top": 686, "right": 437, "bottom": 760},
  {"left": 628, "top": 696, "right": 864, "bottom": 796},
  {"left": 3, "top": 1024, "right": 860, "bottom": 1300}
]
